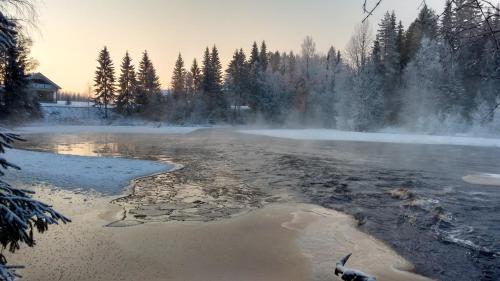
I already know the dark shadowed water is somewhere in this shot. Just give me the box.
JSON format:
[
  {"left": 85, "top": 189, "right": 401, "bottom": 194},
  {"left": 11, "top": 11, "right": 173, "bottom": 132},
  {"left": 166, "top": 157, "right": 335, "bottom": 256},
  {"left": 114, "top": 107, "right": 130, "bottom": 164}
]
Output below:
[{"left": 15, "top": 131, "right": 500, "bottom": 281}]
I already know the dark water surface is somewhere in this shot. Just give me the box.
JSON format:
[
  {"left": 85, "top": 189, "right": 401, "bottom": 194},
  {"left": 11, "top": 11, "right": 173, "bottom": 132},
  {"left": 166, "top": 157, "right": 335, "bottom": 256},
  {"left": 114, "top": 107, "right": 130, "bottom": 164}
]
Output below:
[{"left": 16, "top": 130, "right": 500, "bottom": 281}]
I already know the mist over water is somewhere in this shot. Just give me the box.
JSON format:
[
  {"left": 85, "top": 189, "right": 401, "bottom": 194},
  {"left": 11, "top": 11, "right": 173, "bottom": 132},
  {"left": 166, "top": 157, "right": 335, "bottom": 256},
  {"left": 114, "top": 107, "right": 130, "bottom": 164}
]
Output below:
[{"left": 16, "top": 131, "right": 500, "bottom": 281}]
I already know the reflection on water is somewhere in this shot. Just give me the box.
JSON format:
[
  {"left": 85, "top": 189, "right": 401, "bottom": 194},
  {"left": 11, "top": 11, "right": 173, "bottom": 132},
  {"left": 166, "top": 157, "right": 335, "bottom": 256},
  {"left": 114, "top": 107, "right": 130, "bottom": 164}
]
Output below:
[
  {"left": 19, "top": 133, "right": 174, "bottom": 163},
  {"left": 55, "top": 142, "right": 119, "bottom": 157}
]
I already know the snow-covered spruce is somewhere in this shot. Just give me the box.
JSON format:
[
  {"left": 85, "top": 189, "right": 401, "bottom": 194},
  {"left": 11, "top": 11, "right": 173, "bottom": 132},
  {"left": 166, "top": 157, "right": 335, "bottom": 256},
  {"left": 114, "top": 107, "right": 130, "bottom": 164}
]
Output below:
[{"left": 0, "top": 131, "right": 70, "bottom": 281}]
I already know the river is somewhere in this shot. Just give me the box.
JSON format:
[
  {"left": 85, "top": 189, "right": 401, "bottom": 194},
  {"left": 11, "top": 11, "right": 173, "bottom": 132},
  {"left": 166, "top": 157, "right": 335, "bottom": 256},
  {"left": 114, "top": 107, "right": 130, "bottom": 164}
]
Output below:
[{"left": 16, "top": 129, "right": 500, "bottom": 281}]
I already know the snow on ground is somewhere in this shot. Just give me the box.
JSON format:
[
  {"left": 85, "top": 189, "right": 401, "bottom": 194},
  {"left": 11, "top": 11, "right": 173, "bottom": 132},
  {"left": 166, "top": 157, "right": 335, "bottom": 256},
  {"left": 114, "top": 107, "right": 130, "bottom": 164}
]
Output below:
[
  {"left": 239, "top": 129, "right": 500, "bottom": 148},
  {"left": 41, "top": 101, "right": 99, "bottom": 108},
  {"left": 4, "top": 149, "right": 174, "bottom": 194},
  {"left": 14, "top": 125, "right": 203, "bottom": 135}
]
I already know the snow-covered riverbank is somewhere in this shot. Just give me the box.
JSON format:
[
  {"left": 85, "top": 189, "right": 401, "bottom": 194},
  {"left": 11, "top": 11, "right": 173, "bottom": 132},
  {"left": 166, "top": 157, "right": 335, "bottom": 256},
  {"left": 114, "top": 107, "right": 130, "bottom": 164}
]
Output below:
[
  {"left": 240, "top": 129, "right": 500, "bottom": 148},
  {"left": 14, "top": 125, "right": 204, "bottom": 135},
  {"left": 4, "top": 149, "right": 174, "bottom": 194}
]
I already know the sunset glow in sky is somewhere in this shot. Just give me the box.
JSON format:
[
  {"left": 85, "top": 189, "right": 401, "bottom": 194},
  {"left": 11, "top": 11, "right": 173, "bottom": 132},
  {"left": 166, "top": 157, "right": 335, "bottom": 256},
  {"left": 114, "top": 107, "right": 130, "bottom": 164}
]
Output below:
[{"left": 31, "top": 0, "right": 444, "bottom": 93}]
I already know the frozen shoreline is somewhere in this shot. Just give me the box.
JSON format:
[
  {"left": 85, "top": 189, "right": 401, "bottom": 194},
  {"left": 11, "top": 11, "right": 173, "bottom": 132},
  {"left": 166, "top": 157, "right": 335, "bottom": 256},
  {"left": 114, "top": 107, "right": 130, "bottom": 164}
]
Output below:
[
  {"left": 9, "top": 186, "right": 432, "bottom": 281},
  {"left": 2, "top": 132, "right": 454, "bottom": 280},
  {"left": 13, "top": 125, "right": 204, "bottom": 135},
  {"left": 240, "top": 128, "right": 500, "bottom": 148},
  {"left": 4, "top": 149, "right": 174, "bottom": 194}
]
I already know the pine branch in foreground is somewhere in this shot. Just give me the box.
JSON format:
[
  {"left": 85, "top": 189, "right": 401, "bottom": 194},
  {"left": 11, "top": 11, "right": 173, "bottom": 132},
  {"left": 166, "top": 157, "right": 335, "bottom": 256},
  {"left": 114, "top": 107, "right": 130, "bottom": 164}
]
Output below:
[{"left": 0, "top": 129, "right": 71, "bottom": 281}]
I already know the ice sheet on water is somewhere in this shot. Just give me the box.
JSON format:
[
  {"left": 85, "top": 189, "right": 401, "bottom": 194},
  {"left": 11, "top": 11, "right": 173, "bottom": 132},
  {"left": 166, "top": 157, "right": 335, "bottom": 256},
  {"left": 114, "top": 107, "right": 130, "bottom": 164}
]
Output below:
[
  {"left": 463, "top": 173, "right": 500, "bottom": 187},
  {"left": 14, "top": 125, "right": 203, "bottom": 135},
  {"left": 240, "top": 129, "right": 500, "bottom": 148},
  {"left": 4, "top": 149, "right": 174, "bottom": 195}
]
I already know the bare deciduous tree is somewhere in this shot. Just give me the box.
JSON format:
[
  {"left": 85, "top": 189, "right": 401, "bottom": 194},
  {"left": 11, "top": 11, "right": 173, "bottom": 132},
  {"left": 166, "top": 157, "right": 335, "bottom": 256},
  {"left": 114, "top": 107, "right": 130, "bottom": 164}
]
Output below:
[
  {"left": 346, "top": 21, "right": 373, "bottom": 71},
  {"left": 301, "top": 36, "right": 316, "bottom": 79}
]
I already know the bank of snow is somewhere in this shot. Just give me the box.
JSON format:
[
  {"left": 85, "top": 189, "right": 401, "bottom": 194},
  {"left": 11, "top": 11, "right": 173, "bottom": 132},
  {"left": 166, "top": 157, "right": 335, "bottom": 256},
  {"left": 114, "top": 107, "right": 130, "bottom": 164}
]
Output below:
[
  {"left": 14, "top": 125, "right": 203, "bottom": 135},
  {"left": 4, "top": 149, "right": 174, "bottom": 194},
  {"left": 240, "top": 129, "right": 500, "bottom": 148}
]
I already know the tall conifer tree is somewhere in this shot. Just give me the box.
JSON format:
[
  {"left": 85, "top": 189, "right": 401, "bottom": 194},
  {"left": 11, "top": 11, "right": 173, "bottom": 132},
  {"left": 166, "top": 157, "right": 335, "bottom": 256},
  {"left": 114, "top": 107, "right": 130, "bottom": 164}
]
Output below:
[
  {"left": 116, "top": 51, "right": 137, "bottom": 115},
  {"left": 190, "top": 58, "right": 202, "bottom": 92},
  {"left": 136, "top": 50, "right": 161, "bottom": 114},
  {"left": 259, "top": 41, "right": 268, "bottom": 71},
  {"left": 201, "top": 47, "right": 213, "bottom": 94},
  {"left": 171, "top": 53, "right": 186, "bottom": 100},
  {"left": 211, "top": 45, "right": 223, "bottom": 94},
  {"left": 93, "top": 46, "right": 116, "bottom": 118}
]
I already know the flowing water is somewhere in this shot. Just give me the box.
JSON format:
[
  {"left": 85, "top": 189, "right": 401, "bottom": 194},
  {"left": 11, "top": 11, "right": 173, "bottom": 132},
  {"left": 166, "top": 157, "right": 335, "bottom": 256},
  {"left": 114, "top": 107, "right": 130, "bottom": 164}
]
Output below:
[{"left": 15, "top": 130, "right": 500, "bottom": 281}]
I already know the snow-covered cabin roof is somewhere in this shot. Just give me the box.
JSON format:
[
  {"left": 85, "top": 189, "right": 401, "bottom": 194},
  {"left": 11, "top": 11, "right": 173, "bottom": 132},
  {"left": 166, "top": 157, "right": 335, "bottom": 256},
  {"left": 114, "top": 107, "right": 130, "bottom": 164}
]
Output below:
[{"left": 28, "top": 72, "right": 61, "bottom": 90}]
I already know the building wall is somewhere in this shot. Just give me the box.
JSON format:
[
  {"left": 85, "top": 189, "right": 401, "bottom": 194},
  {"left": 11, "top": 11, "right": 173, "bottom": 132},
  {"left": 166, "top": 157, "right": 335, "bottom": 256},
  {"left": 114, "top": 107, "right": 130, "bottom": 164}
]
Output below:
[{"left": 36, "top": 90, "right": 57, "bottom": 103}]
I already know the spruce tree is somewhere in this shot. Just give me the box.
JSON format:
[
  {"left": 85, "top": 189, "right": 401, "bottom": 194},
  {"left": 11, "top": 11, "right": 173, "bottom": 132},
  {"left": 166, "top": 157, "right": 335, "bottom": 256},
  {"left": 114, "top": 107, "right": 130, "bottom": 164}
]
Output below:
[
  {"left": 137, "top": 51, "right": 161, "bottom": 94},
  {"left": 190, "top": 58, "right": 202, "bottom": 92},
  {"left": 171, "top": 53, "right": 186, "bottom": 100},
  {"left": 211, "top": 45, "right": 223, "bottom": 94},
  {"left": 404, "top": 5, "right": 439, "bottom": 62},
  {"left": 226, "top": 48, "right": 249, "bottom": 121},
  {"left": 327, "top": 46, "right": 338, "bottom": 72},
  {"left": 116, "top": 51, "right": 137, "bottom": 115},
  {"left": 250, "top": 41, "right": 260, "bottom": 66},
  {"left": 248, "top": 42, "right": 261, "bottom": 113},
  {"left": 170, "top": 53, "right": 187, "bottom": 121},
  {"left": 377, "top": 11, "right": 401, "bottom": 124},
  {"left": 269, "top": 51, "right": 281, "bottom": 72},
  {"left": 201, "top": 47, "right": 213, "bottom": 94},
  {"left": 396, "top": 21, "right": 406, "bottom": 70},
  {"left": 136, "top": 50, "right": 161, "bottom": 115},
  {"left": 93, "top": 46, "right": 116, "bottom": 119},
  {"left": 1, "top": 32, "right": 40, "bottom": 120},
  {"left": 259, "top": 41, "right": 268, "bottom": 71},
  {"left": 200, "top": 46, "right": 226, "bottom": 121},
  {"left": 210, "top": 45, "right": 227, "bottom": 120},
  {"left": 287, "top": 51, "right": 297, "bottom": 79},
  {"left": 441, "top": 1, "right": 455, "bottom": 50}
]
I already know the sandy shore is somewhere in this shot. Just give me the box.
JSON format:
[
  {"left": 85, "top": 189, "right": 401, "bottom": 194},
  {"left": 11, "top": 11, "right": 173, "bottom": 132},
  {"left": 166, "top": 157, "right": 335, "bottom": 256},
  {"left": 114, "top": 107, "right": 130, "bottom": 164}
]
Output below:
[{"left": 9, "top": 186, "right": 431, "bottom": 281}]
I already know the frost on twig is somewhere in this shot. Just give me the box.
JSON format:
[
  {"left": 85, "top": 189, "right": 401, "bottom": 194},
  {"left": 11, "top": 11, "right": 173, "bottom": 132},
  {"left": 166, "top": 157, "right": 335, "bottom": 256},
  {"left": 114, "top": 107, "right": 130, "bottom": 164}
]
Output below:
[{"left": 0, "top": 130, "right": 70, "bottom": 281}]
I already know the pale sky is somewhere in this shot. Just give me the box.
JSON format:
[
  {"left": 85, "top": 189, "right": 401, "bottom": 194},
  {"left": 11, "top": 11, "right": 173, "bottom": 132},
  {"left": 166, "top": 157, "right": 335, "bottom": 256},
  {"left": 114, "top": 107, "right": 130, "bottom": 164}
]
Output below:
[{"left": 30, "top": 0, "right": 445, "bottom": 93}]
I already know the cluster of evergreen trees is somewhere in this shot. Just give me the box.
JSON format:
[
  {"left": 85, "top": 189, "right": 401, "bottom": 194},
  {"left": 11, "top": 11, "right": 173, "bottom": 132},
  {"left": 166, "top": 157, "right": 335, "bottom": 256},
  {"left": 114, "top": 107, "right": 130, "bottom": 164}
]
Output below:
[
  {"left": 227, "top": 2, "right": 500, "bottom": 132},
  {"left": 94, "top": 46, "right": 228, "bottom": 123},
  {"left": 97, "top": 1, "right": 500, "bottom": 132},
  {"left": 169, "top": 46, "right": 228, "bottom": 122},
  {"left": 93, "top": 48, "right": 162, "bottom": 119},
  {"left": 348, "top": 1, "right": 500, "bottom": 132}
]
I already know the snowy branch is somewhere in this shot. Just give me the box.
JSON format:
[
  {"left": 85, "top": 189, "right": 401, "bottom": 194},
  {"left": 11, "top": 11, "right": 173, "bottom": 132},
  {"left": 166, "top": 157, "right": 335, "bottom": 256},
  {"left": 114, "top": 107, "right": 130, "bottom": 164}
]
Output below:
[
  {"left": 0, "top": 130, "right": 70, "bottom": 281},
  {"left": 472, "top": 0, "right": 500, "bottom": 51}
]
